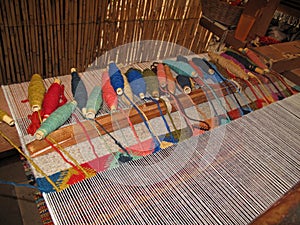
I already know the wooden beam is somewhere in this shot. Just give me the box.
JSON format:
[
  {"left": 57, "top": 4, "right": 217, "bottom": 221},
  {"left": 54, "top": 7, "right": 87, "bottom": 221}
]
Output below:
[
  {"left": 199, "top": 16, "right": 246, "bottom": 49},
  {"left": 26, "top": 84, "right": 232, "bottom": 157}
]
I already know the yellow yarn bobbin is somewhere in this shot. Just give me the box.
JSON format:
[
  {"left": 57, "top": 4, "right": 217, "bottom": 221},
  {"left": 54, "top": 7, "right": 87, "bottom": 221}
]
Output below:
[
  {"left": 28, "top": 74, "right": 46, "bottom": 112},
  {"left": 0, "top": 109, "right": 15, "bottom": 126}
]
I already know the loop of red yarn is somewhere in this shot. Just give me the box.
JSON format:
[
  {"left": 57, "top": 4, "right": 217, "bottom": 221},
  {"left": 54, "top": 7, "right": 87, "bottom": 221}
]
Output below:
[
  {"left": 27, "top": 111, "right": 42, "bottom": 135},
  {"left": 102, "top": 71, "right": 118, "bottom": 110},
  {"left": 42, "top": 82, "right": 67, "bottom": 119}
]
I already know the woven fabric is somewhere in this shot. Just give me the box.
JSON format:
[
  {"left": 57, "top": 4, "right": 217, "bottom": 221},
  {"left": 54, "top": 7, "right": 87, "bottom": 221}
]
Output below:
[
  {"left": 44, "top": 94, "right": 300, "bottom": 224},
  {"left": 2, "top": 56, "right": 293, "bottom": 193}
]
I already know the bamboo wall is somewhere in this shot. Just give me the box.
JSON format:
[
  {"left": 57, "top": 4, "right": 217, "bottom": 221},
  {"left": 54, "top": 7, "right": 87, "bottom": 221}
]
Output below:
[{"left": 0, "top": 0, "right": 212, "bottom": 85}]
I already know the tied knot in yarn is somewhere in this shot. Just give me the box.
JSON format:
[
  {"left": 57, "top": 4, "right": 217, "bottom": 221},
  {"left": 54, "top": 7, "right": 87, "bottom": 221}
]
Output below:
[
  {"left": 102, "top": 71, "right": 118, "bottom": 112},
  {"left": 28, "top": 74, "right": 46, "bottom": 112},
  {"left": 164, "top": 65, "right": 176, "bottom": 94},
  {"left": 0, "top": 109, "right": 14, "bottom": 126},
  {"left": 42, "top": 79, "right": 67, "bottom": 120},
  {"left": 35, "top": 101, "right": 77, "bottom": 140},
  {"left": 125, "top": 68, "right": 146, "bottom": 99},
  {"left": 108, "top": 62, "right": 124, "bottom": 96},
  {"left": 142, "top": 68, "right": 159, "bottom": 99},
  {"left": 71, "top": 68, "right": 88, "bottom": 111},
  {"left": 85, "top": 86, "right": 102, "bottom": 119}
]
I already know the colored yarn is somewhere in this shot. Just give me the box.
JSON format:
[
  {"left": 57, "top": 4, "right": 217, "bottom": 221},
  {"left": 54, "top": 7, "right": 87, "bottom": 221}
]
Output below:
[
  {"left": 189, "top": 61, "right": 231, "bottom": 122},
  {"left": 208, "top": 52, "right": 249, "bottom": 80},
  {"left": 144, "top": 97, "right": 176, "bottom": 143},
  {"left": 202, "top": 59, "right": 252, "bottom": 115},
  {"left": 108, "top": 62, "right": 124, "bottom": 96},
  {"left": 46, "top": 136, "right": 94, "bottom": 178},
  {"left": 28, "top": 74, "right": 46, "bottom": 112},
  {"left": 125, "top": 68, "right": 147, "bottom": 99},
  {"left": 164, "top": 65, "right": 176, "bottom": 94},
  {"left": 27, "top": 111, "right": 42, "bottom": 135},
  {"left": 92, "top": 118, "right": 132, "bottom": 162},
  {"left": 176, "top": 75, "right": 192, "bottom": 94},
  {"left": 224, "top": 49, "right": 264, "bottom": 74},
  {"left": 0, "top": 109, "right": 14, "bottom": 126},
  {"left": 239, "top": 48, "right": 269, "bottom": 71},
  {"left": 163, "top": 59, "right": 197, "bottom": 78},
  {"left": 191, "top": 58, "right": 220, "bottom": 82},
  {"left": 85, "top": 86, "right": 102, "bottom": 119},
  {"left": 0, "top": 130, "right": 59, "bottom": 192},
  {"left": 121, "top": 74, "right": 134, "bottom": 106},
  {"left": 123, "top": 93, "right": 161, "bottom": 151},
  {"left": 35, "top": 101, "right": 77, "bottom": 140},
  {"left": 71, "top": 68, "right": 88, "bottom": 111},
  {"left": 102, "top": 71, "right": 118, "bottom": 112},
  {"left": 42, "top": 78, "right": 67, "bottom": 120},
  {"left": 219, "top": 53, "right": 273, "bottom": 103},
  {"left": 142, "top": 68, "right": 160, "bottom": 99},
  {"left": 156, "top": 63, "right": 167, "bottom": 88}
]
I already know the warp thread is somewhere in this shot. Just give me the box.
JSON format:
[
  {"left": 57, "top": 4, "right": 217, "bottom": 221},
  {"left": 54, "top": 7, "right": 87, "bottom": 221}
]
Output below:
[
  {"left": 102, "top": 71, "right": 118, "bottom": 112},
  {"left": 108, "top": 62, "right": 124, "bottom": 96},
  {"left": 164, "top": 65, "right": 176, "bottom": 94},
  {"left": 125, "top": 68, "right": 147, "bottom": 99},
  {"left": 42, "top": 78, "right": 67, "bottom": 120},
  {"left": 142, "top": 68, "right": 160, "bottom": 99},
  {"left": 85, "top": 86, "right": 102, "bottom": 119},
  {"left": 0, "top": 109, "right": 15, "bottom": 126},
  {"left": 71, "top": 68, "right": 88, "bottom": 111},
  {"left": 28, "top": 74, "right": 46, "bottom": 112},
  {"left": 35, "top": 101, "right": 77, "bottom": 140}
]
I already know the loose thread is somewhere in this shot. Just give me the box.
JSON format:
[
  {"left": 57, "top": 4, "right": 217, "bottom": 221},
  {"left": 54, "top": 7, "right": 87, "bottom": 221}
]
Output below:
[
  {"left": 45, "top": 136, "right": 93, "bottom": 178},
  {"left": 159, "top": 98, "right": 181, "bottom": 138},
  {"left": 189, "top": 60, "right": 231, "bottom": 122},
  {"left": 0, "top": 130, "right": 59, "bottom": 192},
  {"left": 73, "top": 113, "right": 100, "bottom": 161},
  {"left": 144, "top": 97, "right": 176, "bottom": 143},
  {"left": 92, "top": 118, "right": 132, "bottom": 162},
  {"left": 118, "top": 108, "right": 145, "bottom": 153},
  {"left": 123, "top": 93, "right": 161, "bottom": 149},
  {"left": 203, "top": 59, "right": 252, "bottom": 114}
]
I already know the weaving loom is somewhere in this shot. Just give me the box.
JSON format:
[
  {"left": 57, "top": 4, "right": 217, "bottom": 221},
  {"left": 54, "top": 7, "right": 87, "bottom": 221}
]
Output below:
[
  {"left": 1, "top": 51, "right": 299, "bottom": 224},
  {"left": 43, "top": 94, "right": 300, "bottom": 224}
]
